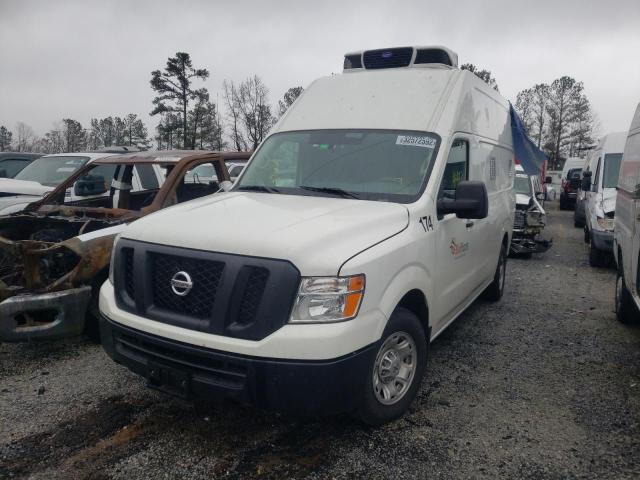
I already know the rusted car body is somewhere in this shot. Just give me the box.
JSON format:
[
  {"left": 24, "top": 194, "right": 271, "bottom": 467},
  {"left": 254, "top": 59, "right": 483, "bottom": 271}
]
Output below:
[{"left": 0, "top": 150, "right": 250, "bottom": 342}]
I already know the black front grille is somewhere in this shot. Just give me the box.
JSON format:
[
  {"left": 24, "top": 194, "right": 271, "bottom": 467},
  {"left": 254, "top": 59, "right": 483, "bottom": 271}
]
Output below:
[
  {"left": 363, "top": 47, "right": 413, "bottom": 69},
  {"left": 123, "top": 247, "right": 135, "bottom": 300},
  {"left": 114, "top": 240, "right": 300, "bottom": 341},
  {"left": 151, "top": 253, "right": 224, "bottom": 319},
  {"left": 237, "top": 267, "right": 269, "bottom": 325},
  {"left": 514, "top": 210, "right": 526, "bottom": 230}
]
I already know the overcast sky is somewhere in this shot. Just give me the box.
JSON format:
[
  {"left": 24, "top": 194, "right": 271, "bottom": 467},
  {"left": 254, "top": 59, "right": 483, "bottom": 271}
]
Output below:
[{"left": 1, "top": 0, "right": 639, "bottom": 140}]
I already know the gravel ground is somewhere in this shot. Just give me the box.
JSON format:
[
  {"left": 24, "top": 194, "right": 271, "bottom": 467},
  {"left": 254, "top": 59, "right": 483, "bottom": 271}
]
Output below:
[{"left": 2, "top": 201, "right": 640, "bottom": 479}]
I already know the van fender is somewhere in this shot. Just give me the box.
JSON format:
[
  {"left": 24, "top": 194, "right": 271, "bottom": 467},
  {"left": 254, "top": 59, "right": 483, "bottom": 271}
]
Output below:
[{"left": 374, "top": 263, "right": 433, "bottom": 341}]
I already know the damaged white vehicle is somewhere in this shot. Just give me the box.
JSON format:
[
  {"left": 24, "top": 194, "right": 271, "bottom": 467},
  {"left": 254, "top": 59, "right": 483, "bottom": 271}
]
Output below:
[{"left": 510, "top": 165, "right": 552, "bottom": 256}]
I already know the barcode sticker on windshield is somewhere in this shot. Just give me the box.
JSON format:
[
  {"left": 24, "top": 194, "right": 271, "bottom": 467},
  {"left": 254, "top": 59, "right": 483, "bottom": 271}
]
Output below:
[{"left": 396, "top": 135, "right": 436, "bottom": 148}]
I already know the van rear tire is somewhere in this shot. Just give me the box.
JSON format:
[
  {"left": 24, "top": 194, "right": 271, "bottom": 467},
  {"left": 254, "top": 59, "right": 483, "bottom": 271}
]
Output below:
[
  {"left": 589, "top": 243, "right": 606, "bottom": 268},
  {"left": 357, "top": 308, "right": 427, "bottom": 426},
  {"left": 616, "top": 268, "right": 638, "bottom": 324},
  {"left": 484, "top": 242, "right": 507, "bottom": 301}
]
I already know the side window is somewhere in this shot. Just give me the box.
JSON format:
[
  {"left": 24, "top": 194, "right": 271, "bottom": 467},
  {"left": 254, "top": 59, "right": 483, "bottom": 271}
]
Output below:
[
  {"left": 135, "top": 164, "right": 160, "bottom": 190},
  {"left": 438, "top": 139, "right": 469, "bottom": 199},
  {"left": 177, "top": 161, "right": 224, "bottom": 203}
]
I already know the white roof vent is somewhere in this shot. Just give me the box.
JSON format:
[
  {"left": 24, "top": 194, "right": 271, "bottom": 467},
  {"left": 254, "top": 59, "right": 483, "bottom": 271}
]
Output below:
[{"left": 343, "top": 46, "right": 458, "bottom": 72}]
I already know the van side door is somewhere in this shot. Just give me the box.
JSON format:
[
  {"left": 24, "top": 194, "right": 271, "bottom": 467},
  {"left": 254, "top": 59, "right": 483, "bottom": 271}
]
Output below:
[{"left": 432, "top": 138, "right": 478, "bottom": 332}]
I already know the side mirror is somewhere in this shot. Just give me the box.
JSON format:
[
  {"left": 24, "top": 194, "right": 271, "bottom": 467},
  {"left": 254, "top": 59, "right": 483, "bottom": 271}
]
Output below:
[
  {"left": 219, "top": 180, "right": 233, "bottom": 192},
  {"left": 581, "top": 172, "right": 592, "bottom": 191},
  {"left": 536, "top": 192, "right": 545, "bottom": 201},
  {"left": 437, "top": 181, "right": 488, "bottom": 219},
  {"left": 74, "top": 175, "right": 107, "bottom": 197},
  {"left": 545, "top": 176, "right": 552, "bottom": 184}
]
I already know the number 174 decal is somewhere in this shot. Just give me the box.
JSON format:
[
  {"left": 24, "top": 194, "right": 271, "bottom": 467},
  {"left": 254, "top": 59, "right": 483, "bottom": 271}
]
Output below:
[{"left": 418, "top": 215, "right": 434, "bottom": 232}]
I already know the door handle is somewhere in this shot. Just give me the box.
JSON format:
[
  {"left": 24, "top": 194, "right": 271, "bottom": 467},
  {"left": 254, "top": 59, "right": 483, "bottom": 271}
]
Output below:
[{"left": 466, "top": 220, "right": 474, "bottom": 229}]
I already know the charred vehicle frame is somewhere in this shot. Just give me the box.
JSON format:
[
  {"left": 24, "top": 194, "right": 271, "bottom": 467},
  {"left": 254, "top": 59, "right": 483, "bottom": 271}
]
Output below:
[{"left": 0, "top": 150, "right": 250, "bottom": 342}]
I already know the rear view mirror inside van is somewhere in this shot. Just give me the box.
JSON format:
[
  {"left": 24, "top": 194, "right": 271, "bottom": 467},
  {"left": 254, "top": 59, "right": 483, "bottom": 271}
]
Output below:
[{"left": 437, "top": 181, "right": 489, "bottom": 219}]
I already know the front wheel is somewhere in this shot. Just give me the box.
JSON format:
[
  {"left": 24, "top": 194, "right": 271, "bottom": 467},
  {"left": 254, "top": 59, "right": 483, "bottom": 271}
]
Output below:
[
  {"left": 357, "top": 308, "right": 427, "bottom": 425},
  {"left": 484, "top": 242, "right": 507, "bottom": 301},
  {"left": 616, "top": 269, "right": 639, "bottom": 324},
  {"left": 589, "top": 242, "right": 606, "bottom": 268}
]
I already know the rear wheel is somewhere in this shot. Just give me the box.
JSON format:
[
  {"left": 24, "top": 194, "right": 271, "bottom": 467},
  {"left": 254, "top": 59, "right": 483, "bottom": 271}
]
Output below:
[
  {"left": 357, "top": 308, "right": 427, "bottom": 425},
  {"left": 616, "top": 266, "right": 639, "bottom": 324},
  {"left": 484, "top": 242, "right": 507, "bottom": 301}
]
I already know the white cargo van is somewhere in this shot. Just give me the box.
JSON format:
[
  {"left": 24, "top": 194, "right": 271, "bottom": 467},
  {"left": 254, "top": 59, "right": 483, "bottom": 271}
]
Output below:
[
  {"left": 613, "top": 103, "right": 640, "bottom": 323},
  {"left": 581, "top": 132, "right": 626, "bottom": 266},
  {"left": 99, "top": 46, "right": 515, "bottom": 424}
]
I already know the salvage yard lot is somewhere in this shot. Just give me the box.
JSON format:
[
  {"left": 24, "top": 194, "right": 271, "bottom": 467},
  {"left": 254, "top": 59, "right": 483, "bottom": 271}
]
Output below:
[{"left": 2, "top": 202, "right": 640, "bottom": 480}]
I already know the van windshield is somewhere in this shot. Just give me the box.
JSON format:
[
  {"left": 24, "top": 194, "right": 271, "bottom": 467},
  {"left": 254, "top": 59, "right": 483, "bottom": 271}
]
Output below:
[
  {"left": 602, "top": 153, "right": 622, "bottom": 188},
  {"left": 514, "top": 175, "right": 532, "bottom": 196},
  {"left": 14, "top": 156, "right": 89, "bottom": 187},
  {"left": 235, "top": 130, "right": 440, "bottom": 203}
]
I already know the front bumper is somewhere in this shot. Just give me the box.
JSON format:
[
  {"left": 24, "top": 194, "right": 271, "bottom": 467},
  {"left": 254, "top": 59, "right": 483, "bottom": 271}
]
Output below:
[
  {"left": 510, "top": 232, "right": 553, "bottom": 254},
  {"left": 0, "top": 286, "right": 92, "bottom": 342},
  {"left": 591, "top": 228, "right": 614, "bottom": 253},
  {"left": 100, "top": 315, "right": 376, "bottom": 415}
]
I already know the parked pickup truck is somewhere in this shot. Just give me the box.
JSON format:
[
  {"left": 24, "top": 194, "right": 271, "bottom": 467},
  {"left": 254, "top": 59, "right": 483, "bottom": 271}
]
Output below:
[{"left": 0, "top": 150, "right": 249, "bottom": 342}]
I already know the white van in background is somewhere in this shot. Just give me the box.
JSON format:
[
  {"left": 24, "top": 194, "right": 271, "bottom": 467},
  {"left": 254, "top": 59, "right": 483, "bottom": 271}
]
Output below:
[
  {"left": 99, "top": 46, "right": 515, "bottom": 424},
  {"left": 581, "top": 132, "right": 626, "bottom": 267},
  {"left": 613, "top": 103, "right": 640, "bottom": 323}
]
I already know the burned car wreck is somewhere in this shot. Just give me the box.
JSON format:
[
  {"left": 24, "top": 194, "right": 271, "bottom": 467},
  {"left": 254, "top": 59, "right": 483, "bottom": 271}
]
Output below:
[
  {"left": 510, "top": 167, "right": 552, "bottom": 256},
  {"left": 0, "top": 150, "right": 250, "bottom": 342}
]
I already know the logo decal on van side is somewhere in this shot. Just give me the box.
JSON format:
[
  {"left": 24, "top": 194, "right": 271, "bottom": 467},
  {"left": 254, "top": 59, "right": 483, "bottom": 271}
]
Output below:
[{"left": 450, "top": 238, "right": 469, "bottom": 257}]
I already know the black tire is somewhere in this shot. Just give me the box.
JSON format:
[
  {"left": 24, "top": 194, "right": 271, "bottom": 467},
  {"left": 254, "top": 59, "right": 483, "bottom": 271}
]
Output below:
[
  {"left": 357, "top": 308, "right": 427, "bottom": 426},
  {"left": 559, "top": 198, "right": 566, "bottom": 210},
  {"left": 484, "top": 242, "right": 507, "bottom": 301},
  {"left": 584, "top": 227, "right": 590, "bottom": 244},
  {"left": 589, "top": 242, "right": 606, "bottom": 268},
  {"left": 616, "top": 266, "right": 639, "bottom": 324}
]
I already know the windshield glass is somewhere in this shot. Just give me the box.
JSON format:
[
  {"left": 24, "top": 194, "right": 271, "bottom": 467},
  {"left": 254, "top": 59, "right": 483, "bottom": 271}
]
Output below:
[
  {"left": 514, "top": 175, "right": 532, "bottom": 196},
  {"left": 14, "top": 156, "right": 89, "bottom": 187},
  {"left": 602, "top": 153, "right": 623, "bottom": 188},
  {"left": 235, "top": 130, "right": 440, "bottom": 203}
]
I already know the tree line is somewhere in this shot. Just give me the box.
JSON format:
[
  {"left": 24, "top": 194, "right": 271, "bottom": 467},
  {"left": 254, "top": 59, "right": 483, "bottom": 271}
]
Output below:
[
  {"left": 1, "top": 52, "right": 594, "bottom": 168},
  {"left": 0, "top": 51, "right": 303, "bottom": 154}
]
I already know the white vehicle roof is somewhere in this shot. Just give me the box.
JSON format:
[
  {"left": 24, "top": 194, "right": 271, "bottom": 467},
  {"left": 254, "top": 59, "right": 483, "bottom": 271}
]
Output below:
[
  {"left": 275, "top": 56, "right": 511, "bottom": 147},
  {"left": 561, "top": 157, "right": 585, "bottom": 177},
  {"left": 596, "top": 132, "right": 626, "bottom": 155}
]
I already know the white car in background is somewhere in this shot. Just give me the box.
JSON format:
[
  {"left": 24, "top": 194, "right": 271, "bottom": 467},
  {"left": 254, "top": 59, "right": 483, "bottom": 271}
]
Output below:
[{"left": 0, "top": 152, "right": 120, "bottom": 215}]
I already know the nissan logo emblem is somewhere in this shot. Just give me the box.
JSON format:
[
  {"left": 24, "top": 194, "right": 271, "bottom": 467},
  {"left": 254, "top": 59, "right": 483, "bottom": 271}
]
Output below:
[{"left": 170, "top": 271, "right": 193, "bottom": 297}]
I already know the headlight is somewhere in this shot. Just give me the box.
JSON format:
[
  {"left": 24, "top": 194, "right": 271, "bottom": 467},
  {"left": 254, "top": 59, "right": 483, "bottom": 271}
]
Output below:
[
  {"left": 596, "top": 216, "right": 614, "bottom": 231},
  {"left": 290, "top": 274, "right": 365, "bottom": 323},
  {"left": 108, "top": 234, "right": 121, "bottom": 284},
  {"left": 526, "top": 210, "right": 544, "bottom": 227}
]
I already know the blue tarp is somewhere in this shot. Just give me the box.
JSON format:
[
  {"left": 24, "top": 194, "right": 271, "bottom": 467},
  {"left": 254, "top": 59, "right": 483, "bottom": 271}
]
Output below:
[{"left": 510, "top": 103, "right": 548, "bottom": 176}]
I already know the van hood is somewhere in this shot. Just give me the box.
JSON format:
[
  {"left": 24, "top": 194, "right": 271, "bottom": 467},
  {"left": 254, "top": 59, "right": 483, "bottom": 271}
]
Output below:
[
  {"left": 122, "top": 192, "right": 409, "bottom": 275},
  {"left": 515, "top": 193, "right": 531, "bottom": 207},
  {"left": 0, "top": 178, "right": 51, "bottom": 196},
  {"left": 0, "top": 194, "right": 40, "bottom": 214}
]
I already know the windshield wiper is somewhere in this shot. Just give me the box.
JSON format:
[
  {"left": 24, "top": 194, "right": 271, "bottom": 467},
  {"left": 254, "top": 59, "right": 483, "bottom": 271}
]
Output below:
[
  {"left": 237, "top": 185, "right": 280, "bottom": 193},
  {"left": 298, "top": 186, "right": 360, "bottom": 199}
]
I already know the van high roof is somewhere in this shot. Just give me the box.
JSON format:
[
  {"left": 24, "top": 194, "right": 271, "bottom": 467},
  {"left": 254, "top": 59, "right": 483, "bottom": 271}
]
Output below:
[
  {"left": 276, "top": 46, "right": 510, "bottom": 147},
  {"left": 597, "top": 132, "right": 627, "bottom": 154}
]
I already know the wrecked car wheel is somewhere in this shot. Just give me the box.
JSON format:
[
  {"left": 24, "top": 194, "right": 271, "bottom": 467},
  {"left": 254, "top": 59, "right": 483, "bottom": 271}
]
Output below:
[
  {"left": 484, "top": 242, "right": 507, "bottom": 301},
  {"left": 616, "top": 268, "right": 638, "bottom": 324},
  {"left": 357, "top": 308, "right": 426, "bottom": 426}
]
